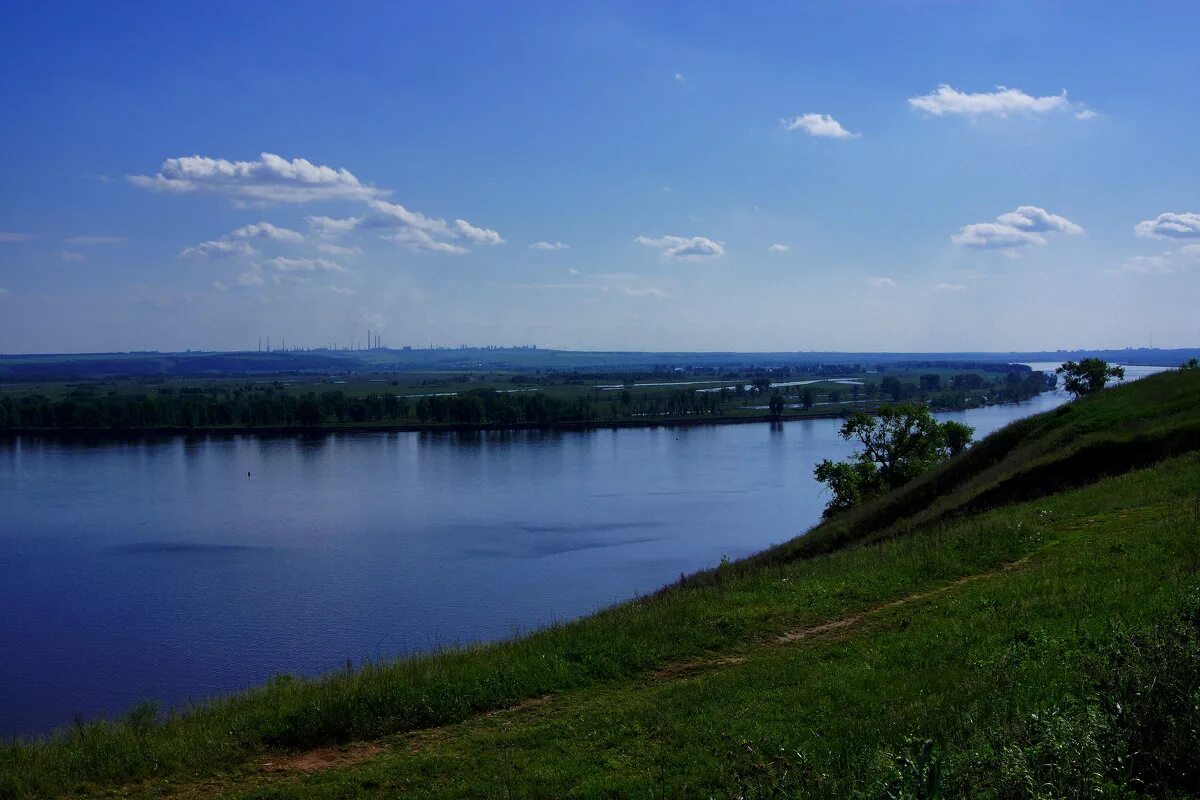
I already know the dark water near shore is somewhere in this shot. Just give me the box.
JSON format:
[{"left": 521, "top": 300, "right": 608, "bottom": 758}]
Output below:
[{"left": 0, "top": 367, "right": 1163, "bottom": 737}]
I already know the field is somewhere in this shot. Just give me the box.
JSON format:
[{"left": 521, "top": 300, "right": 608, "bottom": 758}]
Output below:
[
  {"left": 0, "top": 361, "right": 1051, "bottom": 433},
  {"left": 2, "top": 368, "right": 1198, "bottom": 798}
]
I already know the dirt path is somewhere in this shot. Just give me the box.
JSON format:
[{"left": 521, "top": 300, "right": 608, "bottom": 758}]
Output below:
[{"left": 124, "top": 555, "right": 1034, "bottom": 798}]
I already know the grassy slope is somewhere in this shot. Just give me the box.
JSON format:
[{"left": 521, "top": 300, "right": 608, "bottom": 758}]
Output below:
[{"left": 3, "top": 371, "right": 1199, "bottom": 798}]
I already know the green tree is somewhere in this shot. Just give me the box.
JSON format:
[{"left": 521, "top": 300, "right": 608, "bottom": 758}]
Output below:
[
  {"left": 1180, "top": 357, "right": 1198, "bottom": 371},
  {"left": 752, "top": 377, "right": 773, "bottom": 395},
  {"left": 801, "top": 388, "right": 815, "bottom": 410},
  {"left": 813, "top": 403, "right": 974, "bottom": 518},
  {"left": 768, "top": 392, "right": 785, "bottom": 419},
  {"left": 1056, "top": 359, "right": 1125, "bottom": 398}
]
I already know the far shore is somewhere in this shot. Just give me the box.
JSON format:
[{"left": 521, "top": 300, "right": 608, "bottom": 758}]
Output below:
[{"left": 0, "top": 394, "right": 1056, "bottom": 440}]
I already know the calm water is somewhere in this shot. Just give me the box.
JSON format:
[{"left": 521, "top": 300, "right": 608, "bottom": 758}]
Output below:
[{"left": 0, "top": 368, "right": 1162, "bottom": 737}]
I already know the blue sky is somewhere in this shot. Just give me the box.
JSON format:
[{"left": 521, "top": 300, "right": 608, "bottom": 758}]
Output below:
[{"left": 1, "top": 1, "right": 1197, "bottom": 353}]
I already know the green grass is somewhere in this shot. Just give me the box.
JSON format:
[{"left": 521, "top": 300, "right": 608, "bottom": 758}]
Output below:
[{"left": 2, "top": 370, "right": 1199, "bottom": 798}]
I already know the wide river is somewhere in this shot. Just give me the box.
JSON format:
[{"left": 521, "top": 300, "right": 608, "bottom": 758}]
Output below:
[{"left": 0, "top": 366, "right": 1163, "bottom": 737}]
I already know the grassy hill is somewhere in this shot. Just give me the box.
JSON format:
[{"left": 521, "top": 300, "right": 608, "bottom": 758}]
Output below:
[{"left": 3, "top": 370, "right": 1199, "bottom": 798}]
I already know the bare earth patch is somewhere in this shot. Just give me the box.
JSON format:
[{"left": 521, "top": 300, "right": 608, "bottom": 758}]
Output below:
[{"left": 261, "top": 742, "right": 386, "bottom": 774}]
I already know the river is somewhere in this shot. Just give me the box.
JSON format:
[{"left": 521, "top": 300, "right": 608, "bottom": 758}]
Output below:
[{"left": 0, "top": 364, "right": 1165, "bottom": 737}]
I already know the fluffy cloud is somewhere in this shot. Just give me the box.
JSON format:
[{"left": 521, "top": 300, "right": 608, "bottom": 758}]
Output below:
[
  {"left": 60, "top": 250, "right": 85, "bottom": 262},
  {"left": 64, "top": 235, "right": 125, "bottom": 245},
  {"left": 0, "top": 232, "right": 32, "bottom": 242},
  {"left": 933, "top": 282, "right": 967, "bottom": 292},
  {"left": 236, "top": 270, "right": 266, "bottom": 286},
  {"left": 229, "top": 222, "right": 304, "bottom": 243},
  {"left": 996, "top": 206, "right": 1083, "bottom": 235},
  {"left": 781, "top": 113, "right": 859, "bottom": 139},
  {"left": 180, "top": 240, "right": 258, "bottom": 259},
  {"left": 869, "top": 277, "right": 897, "bottom": 288},
  {"left": 384, "top": 228, "right": 469, "bottom": 255},
  {"left": 909, "top": 85, "right": 1093, "bottom": 119},
  {"left": 180, "top": 222, "right": 303, "bottom": 259},
  {"left": 133, "top": 153, "right": 503, "bottom": 255},
  {"left": 768, "top": 243, "right": 790, "bottom": 253},
  {"left": 320, "top": 199, "right": 502, "bottom": 254},
  {"left": 129, "top": 153, "right": 384, "bottom": 204},
  {"left": 952, "top": 206, "right": 1082, "bottom": 250},
  {"left": 530, "top": 241, "right": 570, "bottom": 251},
  {"left": 453, "top": 218, "right": 504, "bottom": 245},
  {"left": 635, "top": 235, "right": 725, "bottom": 261},
  {"left": 1134, "top": 212, "right": 1200, "bottom": 240},
  {"left": 268, "top": 256, "right": 346, "bottom": 272}
]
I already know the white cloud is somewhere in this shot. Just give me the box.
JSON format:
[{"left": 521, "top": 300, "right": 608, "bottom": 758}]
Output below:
[
  {"left": 635, "top": 235, "right": 725, "bottom": 261},
  {"left": 383, "top": 228, "right": 469, "bottom": 255},
  {"left": 362, "top": 199, "right": 453, "bottom": 235},
  {"left": 64, "top": 235, "right": 125, "bottom": 245},
  {"left": 869, "top": 277, "right": 897, "bottom": 288},
  {"left": 908, "top": 85, "right": 1087, "bottom": 118},
  {"left": 781, "top": 113, "right": 859, "bottom": 139},
  {"left": 268, "top": 256, "right": 346, "bottom": 273},
  {"left": 1181, "top": 244, "right": 1200, "bottom": 258},
  {"left": 229, "top": 222, "right": 304, "bottom": 243},
  {"left": 180, "top": 240, "right": 258, "bottom": 259},
  {"left": 306, "top": 215, "right": 361, "bottom": 236},
  {"left": 453, "top": 218, "right": 504, "bottom": 245},
  {"left": 325, "top": 285, "right": 355, "bottom": 295},
  {"left": 933, "top": 282, "right": 967, "bottom": 292},
  {"left": 1134, "top": 212, "right": 1200, "bottom": 240},
  {"left": 212, "top": 280, "right": 228, "bottom": 291},
  {"left": 0, "top": 232, "right": 32, "bottom": 242},
  {"left": 530, "top": 241, "right": 570, "bottom": 251},
  {"left": 315, "top": 242, "right": 362, "bottom": 257},
  {"left": 0, "top": 287, "right": 9, "bottom": 296},
  {"left": 351, "top": 200, "right": 502, "bottom": 253},
  {"left": 133, "top": 153, "right": 503, "bottom": 255},
  {"left": 952, "top": 223, "right": 1046, "bottom": 249},
  {"left": 60, "top": 250, "right": 85, "bottom": 262},
  {"left": 952, "top": 206, "right": 1082, "bottom": 250},
  {"left": 129, "top": 153, "right": 385, "bottom": 204},
  {"left": 996, "top": 206, "right": 1083, "bottom": 235},
  {"left": 768, "top": 243, "right": 790, "bottom": 253},
  {"left": 674, "top": 72, "right": 685, "bottom": 82},
  {"left": 236, "top": 270, "right": 265, "bottom": 286}
]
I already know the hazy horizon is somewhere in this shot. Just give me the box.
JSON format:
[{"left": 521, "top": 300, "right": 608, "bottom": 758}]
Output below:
[{"left": 2, "top": 2, "right": 1198, "bottom": 353}]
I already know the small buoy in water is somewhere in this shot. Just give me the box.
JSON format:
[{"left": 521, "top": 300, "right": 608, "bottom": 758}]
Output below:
[{"left": 247, "top": 471, "right": 251, "bottom": 477}]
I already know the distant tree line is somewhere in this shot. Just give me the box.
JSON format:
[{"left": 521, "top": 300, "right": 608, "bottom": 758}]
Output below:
[
  {"left": 0, "top": 389, "right": 409, "bottom": 430},
  {"left": 0, "top": 369, "right": 1058, "bottom": 432}
]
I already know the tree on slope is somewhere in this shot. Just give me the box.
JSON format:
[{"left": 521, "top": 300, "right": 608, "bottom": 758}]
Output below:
[
  {"left": 813, "top": 403, "right": 974, "bottom": 518},
  {"left": 1056, "top": 359, "right": 1125, "bottom": 398}
]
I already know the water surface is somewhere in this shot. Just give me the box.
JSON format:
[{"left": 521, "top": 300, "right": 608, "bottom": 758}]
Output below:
[{"left": 0, "top": 373, "right": 1161, "bottom": 737}]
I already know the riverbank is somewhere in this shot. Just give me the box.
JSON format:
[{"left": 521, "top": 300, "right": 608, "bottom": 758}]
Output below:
[
  {"left": 3, "top": 369, "right": 1198, "bottom": 798},
  {"left": 0, "top": 395, "right": 1051, "bottom": 439}
]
